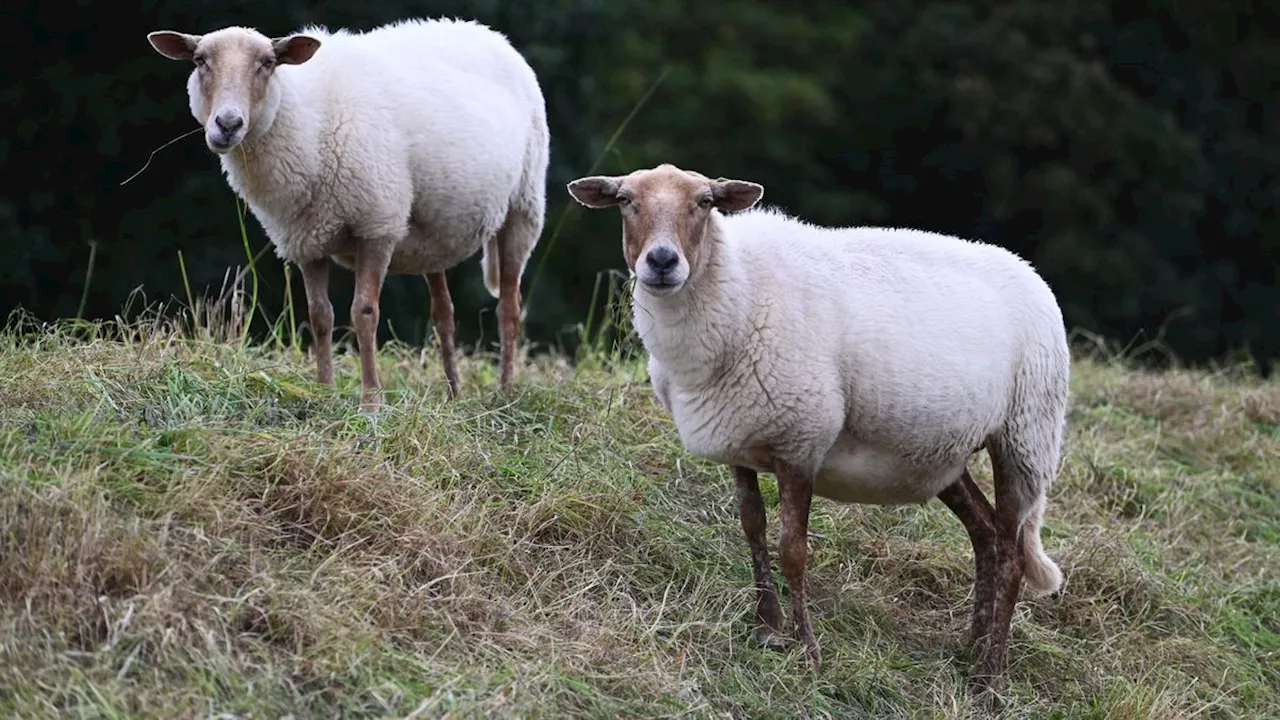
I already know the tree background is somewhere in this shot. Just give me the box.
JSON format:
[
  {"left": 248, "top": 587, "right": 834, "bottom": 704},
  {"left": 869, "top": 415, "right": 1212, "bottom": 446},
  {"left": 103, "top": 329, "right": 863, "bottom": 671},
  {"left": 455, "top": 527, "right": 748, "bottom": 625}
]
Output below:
[{"left": 2, "top": 0, "right": 1277, "bottom": 372}]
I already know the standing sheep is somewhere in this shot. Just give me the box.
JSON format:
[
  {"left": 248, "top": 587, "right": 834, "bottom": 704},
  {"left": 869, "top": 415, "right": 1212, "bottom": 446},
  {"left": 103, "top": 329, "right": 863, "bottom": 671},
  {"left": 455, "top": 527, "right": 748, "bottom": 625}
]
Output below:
[
  {"left": 147, "top": 18, "right": 549, "bottom": 409},
  {"left": 567, "top": 164, "right": 1069, "bottom": 689}
]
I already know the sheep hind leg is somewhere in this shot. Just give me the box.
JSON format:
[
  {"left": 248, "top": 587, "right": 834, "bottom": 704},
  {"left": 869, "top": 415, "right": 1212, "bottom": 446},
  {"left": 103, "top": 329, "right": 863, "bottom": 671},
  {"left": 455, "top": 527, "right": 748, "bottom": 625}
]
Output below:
[
  {"left": 935, "top": 468, "right": 997, "bottom": 654},
  {"left": 970, "top": 442, "right": 1036, "bottom": 696},
  {"left": 732, "top": 466, "right": 786, "bottom": 649},
  {"left": 773, "top": 459, "right": 821, "bottom": 667},
  {"left": 351, "top": 241, "right": 394, "bottom": 412},
  {"left": 299, "top": 258, "right": 334, "bottom": 386},
  {"left": 971, "top": 500, "right": 1024, "bottom": 698},
  {"left": 492, "top": 208, "right": 539, "bottom": 393},
  {"left": 424, "top": 271, "right": 461, "bottom": 400}
]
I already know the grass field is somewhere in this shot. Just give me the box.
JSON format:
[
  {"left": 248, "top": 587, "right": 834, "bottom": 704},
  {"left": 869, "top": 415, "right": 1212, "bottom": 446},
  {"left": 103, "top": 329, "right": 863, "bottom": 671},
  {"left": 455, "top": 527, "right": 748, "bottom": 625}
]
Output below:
[{"left": 0, "top": 308, "right": 1277, "bottom": 718}]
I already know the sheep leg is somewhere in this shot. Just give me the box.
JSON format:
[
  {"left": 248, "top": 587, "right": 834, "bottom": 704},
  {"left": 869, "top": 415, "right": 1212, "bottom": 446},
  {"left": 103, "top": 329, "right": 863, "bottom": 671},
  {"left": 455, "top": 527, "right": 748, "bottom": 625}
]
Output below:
[
  {"left": 936, "top": 468, "right": 997, "bottom": 650},
  {"left": 774, "top": 460, "right": 820, "bottom": 667},
  {"left": 351, "top": 242, "right": 393, "bottom": 412},
  {"left": 732, "top": 466, "right": 786, "bottom": 646},
  {"left": 424, "top": 272, "right": 461, "bottom": 399},
  {"left": 299, "top": 258, "right": 334, "bottom": 386},
  {"left": 973, "top": 487, "right": 1026, "bottom": 693},
  {"left": 496, "top": 234, "right": 524, "bottom": 393},
  {"left": 497, "top": 263, "right": 520, "bottom": 392}
]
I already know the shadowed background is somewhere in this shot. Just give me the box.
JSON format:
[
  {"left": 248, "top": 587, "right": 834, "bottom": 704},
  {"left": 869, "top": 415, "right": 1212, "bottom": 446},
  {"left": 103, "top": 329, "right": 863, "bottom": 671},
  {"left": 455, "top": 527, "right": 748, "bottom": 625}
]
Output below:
[{"left": 2, "top": 0, "right": 1277, "bottom": 371}]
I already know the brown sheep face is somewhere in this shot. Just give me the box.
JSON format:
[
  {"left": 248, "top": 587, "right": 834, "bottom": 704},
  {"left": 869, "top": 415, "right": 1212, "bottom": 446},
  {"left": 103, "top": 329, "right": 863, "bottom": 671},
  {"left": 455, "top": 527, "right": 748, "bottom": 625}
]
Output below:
[
  {"left": 567, "top": 164, "right": 763, "bottom": 297},
  {"left": 147, "top": 27, "right": 321, "bottom": 154}
]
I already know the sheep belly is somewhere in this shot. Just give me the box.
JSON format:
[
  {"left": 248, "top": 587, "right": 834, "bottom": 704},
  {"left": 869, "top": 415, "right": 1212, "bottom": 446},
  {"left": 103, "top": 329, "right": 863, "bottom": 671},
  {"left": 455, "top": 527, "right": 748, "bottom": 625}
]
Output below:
[
  {"left": 328, "top": 223, "right": 490, "bottom": 276},
  {"left": 814, "top": 432, "right": 965, "bottom": 506}
]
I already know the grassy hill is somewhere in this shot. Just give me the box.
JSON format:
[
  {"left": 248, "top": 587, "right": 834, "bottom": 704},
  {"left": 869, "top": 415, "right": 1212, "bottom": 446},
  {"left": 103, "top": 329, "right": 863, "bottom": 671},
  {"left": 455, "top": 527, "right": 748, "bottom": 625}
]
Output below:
[{"left": 0, "top": 312, "right": 1277, "bottom": 718}]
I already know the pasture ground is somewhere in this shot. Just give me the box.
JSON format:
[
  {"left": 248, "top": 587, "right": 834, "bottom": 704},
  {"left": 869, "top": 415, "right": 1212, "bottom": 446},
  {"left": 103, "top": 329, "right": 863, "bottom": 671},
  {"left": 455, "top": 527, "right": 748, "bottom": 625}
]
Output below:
[{"left": 1, "top": 313, "right": 1277, "bottom": 718}]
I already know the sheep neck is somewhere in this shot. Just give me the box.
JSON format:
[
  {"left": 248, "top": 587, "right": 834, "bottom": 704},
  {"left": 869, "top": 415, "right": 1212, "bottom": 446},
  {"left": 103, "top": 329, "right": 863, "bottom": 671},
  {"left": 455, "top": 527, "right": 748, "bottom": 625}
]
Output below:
[
  {"left": 218, "top": 73, "right": 320, "bottom": 206},
  {"left": 632, "top": 214, "right": 748, "bottom": 382}
]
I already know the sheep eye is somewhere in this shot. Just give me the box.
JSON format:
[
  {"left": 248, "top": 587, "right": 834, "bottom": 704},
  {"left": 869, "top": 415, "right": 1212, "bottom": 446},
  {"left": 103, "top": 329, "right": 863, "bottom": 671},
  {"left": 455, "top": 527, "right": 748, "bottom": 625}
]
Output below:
[
  {"left": 617, "top": 196, "right": 631, "bottom": 207},
  {"left": 260, "top": 57, "right": 275, "bottom": 70},
  {"left": 193, "top": 55, "right": 208, "bottom": 68},
  {"left": 698, "top": 195, "right": 713, "bottom": 209}
]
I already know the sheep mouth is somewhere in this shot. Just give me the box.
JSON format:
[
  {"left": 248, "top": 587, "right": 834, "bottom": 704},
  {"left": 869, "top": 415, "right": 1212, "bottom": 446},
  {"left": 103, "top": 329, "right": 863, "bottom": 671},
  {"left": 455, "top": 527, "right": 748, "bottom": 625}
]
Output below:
[
  {"left": 639, "top": 277, "right": 684, "bottom": 296},
  {"left": 209, "top": 136, "right": 241, "bottom": 152},
  {"left": 206, "top": 130, "right": 245, "bottom": 154}
]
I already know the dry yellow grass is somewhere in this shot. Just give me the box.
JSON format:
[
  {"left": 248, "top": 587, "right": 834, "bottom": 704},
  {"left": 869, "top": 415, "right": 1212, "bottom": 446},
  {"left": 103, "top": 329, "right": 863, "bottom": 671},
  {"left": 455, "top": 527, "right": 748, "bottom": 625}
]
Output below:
[{"left": 0, "top": 312, "right": 1276, "bottom": 718}]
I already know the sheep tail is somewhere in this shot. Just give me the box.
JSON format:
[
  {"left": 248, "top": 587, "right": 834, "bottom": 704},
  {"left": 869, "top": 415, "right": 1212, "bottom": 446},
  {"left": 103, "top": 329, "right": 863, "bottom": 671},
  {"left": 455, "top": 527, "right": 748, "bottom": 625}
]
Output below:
[
  {"left": 481, "top": 238, "right": 501, "bottom": 299},
  {"left": 1020, "top": 494, "right": 1063, "bottom": 595}
]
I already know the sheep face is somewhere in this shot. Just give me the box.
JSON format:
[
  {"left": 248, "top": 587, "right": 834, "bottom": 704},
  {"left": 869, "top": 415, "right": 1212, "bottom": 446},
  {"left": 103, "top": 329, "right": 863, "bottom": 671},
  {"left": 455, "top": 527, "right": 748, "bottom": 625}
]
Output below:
[
  {"left": 147, "top": 27, "right": 320, "bottom": 154},
  {"left": 567, "top": 164, "right": 762, "bottom": 297}
]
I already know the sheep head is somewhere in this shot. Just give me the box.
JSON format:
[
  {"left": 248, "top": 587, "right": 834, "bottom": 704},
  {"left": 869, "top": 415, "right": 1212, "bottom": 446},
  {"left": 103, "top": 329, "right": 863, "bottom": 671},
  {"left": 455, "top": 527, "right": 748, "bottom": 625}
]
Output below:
[
  {"left": 567, "top": 164, "right": 762, "bottom": 297},
  {"left": 148, "top": 26, "right": 320, "bottom": 154}
]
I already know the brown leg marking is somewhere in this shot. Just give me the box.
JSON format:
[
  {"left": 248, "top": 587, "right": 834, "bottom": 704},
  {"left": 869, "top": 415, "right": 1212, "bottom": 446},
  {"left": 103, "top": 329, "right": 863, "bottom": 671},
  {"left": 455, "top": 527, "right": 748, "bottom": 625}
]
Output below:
[
  {"left": 936, "top": 468, "right": 997, "bottom": 650},
  {"left": 972, "top": 502, "right": 1024, "bottom": 686},
  {"left": 773, "top": 459, "right": 820, "bottom": 667},
  {"left": 425, "top": 272, "right": 461, "bottom": 400},
  {"left": 351, "top": 242, "right": 392, "bottom": 412},
  {"left": 299, "top": 258, "right": 334, "bottom": 386},
  {"left": 496, "top": 241, "right": 523, "bottom": 393},
  {"left": 732, "top": 466, "right": 786, "bottom": 647},
  {"left": 973, "top": 492, "right": 1026, "bottom": 693}
]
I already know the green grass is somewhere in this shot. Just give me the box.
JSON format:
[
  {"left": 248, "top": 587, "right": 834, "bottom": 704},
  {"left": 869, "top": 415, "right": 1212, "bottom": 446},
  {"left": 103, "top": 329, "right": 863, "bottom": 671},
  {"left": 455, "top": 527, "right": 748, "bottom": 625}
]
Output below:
[{"left": 0, "top": 307, "right": 1277, "bottom": 718}]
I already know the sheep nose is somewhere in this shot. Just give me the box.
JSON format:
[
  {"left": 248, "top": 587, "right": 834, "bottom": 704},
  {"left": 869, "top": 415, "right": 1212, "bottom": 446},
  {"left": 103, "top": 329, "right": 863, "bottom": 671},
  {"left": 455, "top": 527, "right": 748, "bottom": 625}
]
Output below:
[
  {"left": 646, "top": 246, "right": 679, "bottom": 272},
  {"left": 215, "top": 112, "right": 244, "bottom": 134}
]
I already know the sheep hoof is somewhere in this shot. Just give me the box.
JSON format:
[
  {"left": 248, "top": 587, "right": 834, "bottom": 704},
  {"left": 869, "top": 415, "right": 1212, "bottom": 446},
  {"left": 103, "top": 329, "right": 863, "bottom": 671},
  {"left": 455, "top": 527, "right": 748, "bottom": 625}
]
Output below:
[
  {"left": 753, "top": 626, "right": 791, "bottom": 652},
  {"left": 358, "top": 395, "right": 387, "bottom": 416},
  {"left": 359, "top": 386, "right": 385, "bottom": 412},
  {"left": 967, "top": 660, "right": 1009, "bottom": 703},
  {"left": 968, "top": 674, "right": 1007, "bottom": 711},
  {"left": 799, "top": 639, "right": 822, "bottom": 669}
]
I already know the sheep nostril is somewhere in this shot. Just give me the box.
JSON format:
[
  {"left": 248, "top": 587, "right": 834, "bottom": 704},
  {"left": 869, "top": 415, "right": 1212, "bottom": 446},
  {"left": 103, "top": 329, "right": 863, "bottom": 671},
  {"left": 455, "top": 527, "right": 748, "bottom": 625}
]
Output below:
[
  {"left": 646, "top": 246, "right": 679, "bottom": 272},
  {"left": 215, "top": 113, "right": 243, "bottom": 133}
]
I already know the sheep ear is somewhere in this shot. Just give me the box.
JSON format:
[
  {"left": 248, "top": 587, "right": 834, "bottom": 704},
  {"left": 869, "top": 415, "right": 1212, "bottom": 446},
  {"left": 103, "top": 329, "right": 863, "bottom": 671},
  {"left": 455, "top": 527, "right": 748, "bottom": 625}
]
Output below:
[
  {"left": 148, "top": 31, "right": 201, "bottom": 61},
  {"left": 567, "top": 176, "right": 623, "bottom": 209},
  {"left": 712, "top": 179, "right": 763, "bottom": 213},
  {"left": 272, "top": 35, "right": 321, "bottom": 65}
]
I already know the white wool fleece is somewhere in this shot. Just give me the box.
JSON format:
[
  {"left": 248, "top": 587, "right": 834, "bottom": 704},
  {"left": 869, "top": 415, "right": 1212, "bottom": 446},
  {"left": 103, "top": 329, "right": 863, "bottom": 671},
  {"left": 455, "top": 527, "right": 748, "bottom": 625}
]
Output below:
[{"left": 196, "top": 18, "right": 548, "bottom": 294}]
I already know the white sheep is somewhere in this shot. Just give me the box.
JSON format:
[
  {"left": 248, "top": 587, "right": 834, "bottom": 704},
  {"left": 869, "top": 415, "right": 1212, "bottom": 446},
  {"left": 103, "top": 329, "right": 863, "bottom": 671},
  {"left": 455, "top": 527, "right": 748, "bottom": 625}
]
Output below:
[
  {"left": 147, "top": 18, "right": 549, "bottom": 409},
  {"left": 567, "top": 164, "right": 1069, "bottom": 689}
]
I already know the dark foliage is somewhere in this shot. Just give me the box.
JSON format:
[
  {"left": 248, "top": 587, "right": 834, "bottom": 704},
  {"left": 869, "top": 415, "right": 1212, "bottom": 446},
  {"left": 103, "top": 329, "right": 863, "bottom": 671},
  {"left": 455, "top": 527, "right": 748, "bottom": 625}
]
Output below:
[{"left": 2, "top": 0, "right": 1276, "bottom": 371}]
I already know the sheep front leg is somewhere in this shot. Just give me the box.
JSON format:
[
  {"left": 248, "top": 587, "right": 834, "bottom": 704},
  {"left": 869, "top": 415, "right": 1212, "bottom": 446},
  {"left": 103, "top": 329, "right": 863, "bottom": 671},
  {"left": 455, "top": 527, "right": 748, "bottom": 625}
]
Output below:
[
  {"left": 351, "top": 242, "right": 394, "bottom": 412},
  {"left": 936, "top": 469, "right": 997, "bottom": 650},
  {"left": 424, "top": 271, "right": 461, "bottom": 399},
  {"left": 299, "top": 258, "right": 334, "bottom": 386},
  {"left": 774, "top": 460, "right": 820, "bottom": 667},
  {"left": 732, "top": 466, "right": 786, "bottom": 647}
]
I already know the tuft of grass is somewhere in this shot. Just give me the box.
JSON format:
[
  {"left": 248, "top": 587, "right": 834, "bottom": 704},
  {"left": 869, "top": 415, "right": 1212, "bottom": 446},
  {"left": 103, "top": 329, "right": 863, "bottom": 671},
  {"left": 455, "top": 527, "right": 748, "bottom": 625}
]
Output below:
[{"left": 0, "top": 308, "right": 1277, "bottom": 718}]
